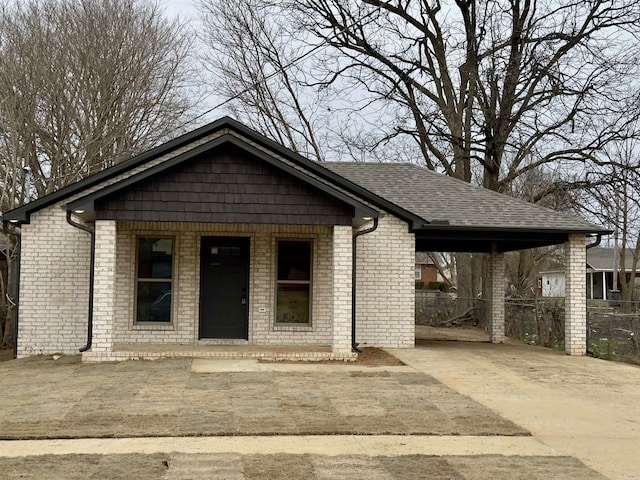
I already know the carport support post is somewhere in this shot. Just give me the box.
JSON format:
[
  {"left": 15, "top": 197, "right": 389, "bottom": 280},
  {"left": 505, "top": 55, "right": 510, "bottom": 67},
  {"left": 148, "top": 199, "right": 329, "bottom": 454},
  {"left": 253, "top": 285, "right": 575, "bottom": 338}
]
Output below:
[
  {"left": 332, "top": 225, "right": 352, "bottom": 354},
  {"left": 565, "top": 234, "right": 587, "bottom": 355},
  {"left": 488, "top": 247, "right": 505, "bottom": 343},
  {"left": 85, "top": 220, "right": 117, "bottom": 360}
]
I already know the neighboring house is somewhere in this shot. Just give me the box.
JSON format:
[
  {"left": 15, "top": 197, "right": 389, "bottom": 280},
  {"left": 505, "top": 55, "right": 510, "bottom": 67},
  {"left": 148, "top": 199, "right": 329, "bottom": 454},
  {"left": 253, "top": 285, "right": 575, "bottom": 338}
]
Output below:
[
  {"left": 586, "top": 247, "right": 640, "bottom": 300},
  {"left": 540, "top": 247, "right": 640, "bottom": 299},
  {"left": 1, "top": 117, "right": 608, "bottom": 361},
  {"left": 415, "top": 252, "right": 438, "bottom": 288}
]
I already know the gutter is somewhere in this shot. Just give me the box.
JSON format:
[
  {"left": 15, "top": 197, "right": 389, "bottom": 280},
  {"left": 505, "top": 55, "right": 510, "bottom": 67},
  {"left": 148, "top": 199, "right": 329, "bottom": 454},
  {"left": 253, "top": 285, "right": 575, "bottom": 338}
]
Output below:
[
  {"left": 352, "top": 218, "right": 379, "bottom": 353},
  {"left": 66, "top": 211, "right": 95, "bottom": 353},
  {"left": 1, "top": 219, "right": 21, "bottom": 360}
]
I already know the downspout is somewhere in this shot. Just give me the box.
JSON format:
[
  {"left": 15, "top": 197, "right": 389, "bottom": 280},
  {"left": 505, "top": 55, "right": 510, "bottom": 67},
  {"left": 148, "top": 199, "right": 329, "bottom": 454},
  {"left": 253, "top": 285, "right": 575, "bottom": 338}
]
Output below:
[
  {"left": 586, "top": 233, "right": 602, "bottom": 250},
  {"left": 2, "top": 220, "right": 21, "bottom": 360},
  {"left": 66, "top": 211, "right": 95, "bottom": 353},
  {"left": 352, "top": 218, "right": 379, "bottom": 353}
]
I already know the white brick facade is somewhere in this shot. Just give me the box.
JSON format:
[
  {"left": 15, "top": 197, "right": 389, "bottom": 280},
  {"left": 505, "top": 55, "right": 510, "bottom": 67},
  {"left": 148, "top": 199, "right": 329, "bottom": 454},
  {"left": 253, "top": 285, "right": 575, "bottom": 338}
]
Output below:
[
  {"left": 331, "top": 225, "right": 353, "bottom": 353},
  {"left": 106, "top": 222, "right": 336, "bottom": 348},
  {"left": 17, "top": 209, "right": 91, "bottom": 356},
  {"left": 565, "top": 234, "right": 587, "bottom": 355},
  {"left": 91, "top": 220, "right": 118, "bottom": 353},
  {"left": 355, "top": 216, "right": 415, "bottom": 348},
  {"left": 488, "top": 251, "right": 506, "bottom": 343},
  {"left": 18, "top": 208, "right": 416, "bottom": 359}
]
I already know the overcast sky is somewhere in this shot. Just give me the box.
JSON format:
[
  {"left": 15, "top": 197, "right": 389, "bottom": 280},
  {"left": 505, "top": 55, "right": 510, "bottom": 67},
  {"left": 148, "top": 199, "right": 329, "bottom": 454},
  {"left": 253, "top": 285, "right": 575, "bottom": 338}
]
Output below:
[{"left": 163, "top": 0, "right": 199, "bottom": 21}]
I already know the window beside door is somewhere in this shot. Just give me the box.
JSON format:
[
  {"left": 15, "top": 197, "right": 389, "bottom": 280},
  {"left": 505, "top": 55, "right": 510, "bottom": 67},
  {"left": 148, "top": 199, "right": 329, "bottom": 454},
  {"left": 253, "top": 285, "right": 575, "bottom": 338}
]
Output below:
[
  {"left": 275, "top": 239, "right": 312, "bottom": 325},
  {"left": 136, "top": 237, "right": 173, "bottom": 323}
]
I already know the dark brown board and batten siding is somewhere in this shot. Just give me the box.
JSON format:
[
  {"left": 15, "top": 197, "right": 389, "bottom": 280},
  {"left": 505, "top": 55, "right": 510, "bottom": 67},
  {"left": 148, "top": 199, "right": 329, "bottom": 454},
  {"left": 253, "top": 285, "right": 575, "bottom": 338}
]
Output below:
[{"left": 95, "top": 145, "right": 354, "bottom": 225}]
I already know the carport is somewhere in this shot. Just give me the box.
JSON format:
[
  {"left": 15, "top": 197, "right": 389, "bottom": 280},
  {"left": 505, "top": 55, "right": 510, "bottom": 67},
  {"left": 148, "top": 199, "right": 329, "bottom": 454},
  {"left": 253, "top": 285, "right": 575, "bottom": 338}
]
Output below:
[{"left": 326, "top": 163, "right": 611, "bottom": 355}]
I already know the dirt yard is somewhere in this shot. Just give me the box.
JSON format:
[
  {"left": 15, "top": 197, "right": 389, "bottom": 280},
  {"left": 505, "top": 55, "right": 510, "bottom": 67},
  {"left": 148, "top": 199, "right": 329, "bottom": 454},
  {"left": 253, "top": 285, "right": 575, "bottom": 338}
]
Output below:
[
  {"left": 2, "top": 328, "right": 637, "bottom": 479},
  {"left": 0, "top": 355, "right": 525, "bottom": 439},
  {"left": 0, "top": 453, "right": 606, "bottom": 480},
  {"left": 0, "top": 348, "right": 13, "bottom": 362}
]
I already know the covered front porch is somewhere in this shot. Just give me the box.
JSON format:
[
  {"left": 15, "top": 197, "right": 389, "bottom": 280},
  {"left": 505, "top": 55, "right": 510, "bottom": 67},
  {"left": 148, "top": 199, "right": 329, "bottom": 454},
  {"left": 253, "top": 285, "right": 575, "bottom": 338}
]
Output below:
[{"left": 81, "top": 221, "right": 359, "bottom": 362}]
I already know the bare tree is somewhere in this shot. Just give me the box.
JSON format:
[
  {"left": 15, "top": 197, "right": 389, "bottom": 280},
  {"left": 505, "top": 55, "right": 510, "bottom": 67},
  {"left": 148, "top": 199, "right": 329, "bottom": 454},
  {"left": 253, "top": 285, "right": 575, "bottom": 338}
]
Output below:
[
  {"left": 0, "top": 0, "right": 196, "bottom": 209},
  {"left": 198, "top": 0, "right": 326, "bottom": 161},
  {"left": 576, "top": 132, "right": 640, "bottom": 310},
  {"left": 0, "top": 0, "right": 198, "bottom": 350},
  {"left": 199, "top": 0, "right": 640, "bottom": 302},
  {"left": 281, "top": 1, "right": 640, "bottom": 185}
]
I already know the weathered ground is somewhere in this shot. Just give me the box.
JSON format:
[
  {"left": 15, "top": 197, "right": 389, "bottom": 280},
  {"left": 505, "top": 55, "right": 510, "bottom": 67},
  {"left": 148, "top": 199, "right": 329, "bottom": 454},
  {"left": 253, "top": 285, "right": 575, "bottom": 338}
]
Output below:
[
  {"left": 0, "top": 453, "right": 605, "bottom": 480},
  {"left": 0, "top": 349, "right": 13, "bottom": 362},
  {"left": 0, "top": 354, "right": 524, "bottom": 439},
  {"left": 415, "top": 324, "right": 489, "bottom": 343},
  {"left": 1, "top": 327, "right": 638, "bottom": 479}
]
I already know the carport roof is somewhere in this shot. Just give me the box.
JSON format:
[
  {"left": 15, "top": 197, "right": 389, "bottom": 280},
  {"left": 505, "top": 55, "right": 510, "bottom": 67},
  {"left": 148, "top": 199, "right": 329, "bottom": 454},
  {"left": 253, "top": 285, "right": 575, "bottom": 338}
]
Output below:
[{"left": 324, "top": 162, "right": 610, "bottom": 252}]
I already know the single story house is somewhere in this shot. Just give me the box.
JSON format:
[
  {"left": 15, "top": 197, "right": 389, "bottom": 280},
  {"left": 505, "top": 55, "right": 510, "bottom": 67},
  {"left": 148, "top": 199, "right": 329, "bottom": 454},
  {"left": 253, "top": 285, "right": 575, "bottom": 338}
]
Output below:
[
  {"left": 540, "top": 247, "right": 640, "bottom": 300},
  {"left": 1, "top": 117, "right": 609, "bottom": 361}
]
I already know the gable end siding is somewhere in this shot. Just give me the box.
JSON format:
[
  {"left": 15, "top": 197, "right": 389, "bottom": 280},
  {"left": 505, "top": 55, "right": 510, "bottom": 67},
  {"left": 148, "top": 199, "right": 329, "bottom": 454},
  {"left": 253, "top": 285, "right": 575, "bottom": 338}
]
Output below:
[{"left": 95, "top": 146, "right": 354, "bottom": 225}]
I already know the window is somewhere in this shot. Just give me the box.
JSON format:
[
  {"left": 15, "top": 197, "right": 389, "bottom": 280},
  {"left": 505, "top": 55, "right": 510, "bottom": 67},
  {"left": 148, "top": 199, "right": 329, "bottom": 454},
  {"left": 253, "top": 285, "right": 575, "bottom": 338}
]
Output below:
[
  {"left": 415, "top": 265, "right": 422, "bottom": 280},
  {"left": 276, "top": 239, "right": 311, "bottom": 324},
  {"left": 136, "top": 238, "right": 173, "bottom": 323}
]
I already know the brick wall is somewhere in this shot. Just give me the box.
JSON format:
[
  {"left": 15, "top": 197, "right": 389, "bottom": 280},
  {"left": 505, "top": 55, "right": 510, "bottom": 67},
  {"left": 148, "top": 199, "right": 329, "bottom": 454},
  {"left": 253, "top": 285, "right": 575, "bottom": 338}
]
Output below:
[
  {"left": 488, "top": 252, "right": 506, "bottom": 343},
  {"left": 565, "top": 234, "right": 587, "bottom": 355},
  {"left": 355, "top": 215, "right": 415, "bottom": 348},
  {"left": 92, "top": 220, "right": 117, "bottom": 351},
  {"left": 331, "top": 225, "right": 353, "bottom": 353},
  {"left": 17, "top": 209, "right": 91, "bottom": 356},
  {"left": 18, "top": 213, "right": 417, "bottom": 357},
  {"left": 416, "top": 264, "right": 438, "bottom": 287}
]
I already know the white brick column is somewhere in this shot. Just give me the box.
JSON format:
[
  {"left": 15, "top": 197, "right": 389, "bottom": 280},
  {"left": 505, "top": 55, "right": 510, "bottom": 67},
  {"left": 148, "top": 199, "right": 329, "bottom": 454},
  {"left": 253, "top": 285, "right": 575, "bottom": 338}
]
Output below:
[
  {"left": 88, "top": 220, "right": 118, "bottom": 357},
  {"left": 565, "top": 234, "right": 587, "bottom": 355},
  {"left": 332, "top": 225, "right": 353, "bottom": 353},
  {"left": 488, "top": 250, "right": 505, "bottom": 343}
]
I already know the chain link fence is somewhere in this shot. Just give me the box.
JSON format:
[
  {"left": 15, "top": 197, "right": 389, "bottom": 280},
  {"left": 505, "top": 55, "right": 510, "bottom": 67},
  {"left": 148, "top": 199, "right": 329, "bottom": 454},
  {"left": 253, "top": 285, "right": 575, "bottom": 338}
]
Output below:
[{"left": 415, "top": 291, "right": 640, "bottom": 362}]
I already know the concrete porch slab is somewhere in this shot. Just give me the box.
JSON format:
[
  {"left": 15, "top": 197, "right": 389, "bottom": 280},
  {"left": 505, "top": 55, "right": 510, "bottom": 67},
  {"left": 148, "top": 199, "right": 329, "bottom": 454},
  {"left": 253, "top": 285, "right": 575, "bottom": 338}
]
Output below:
[{"left": 83, "top": 343, "right": 357, "bottom": 363}]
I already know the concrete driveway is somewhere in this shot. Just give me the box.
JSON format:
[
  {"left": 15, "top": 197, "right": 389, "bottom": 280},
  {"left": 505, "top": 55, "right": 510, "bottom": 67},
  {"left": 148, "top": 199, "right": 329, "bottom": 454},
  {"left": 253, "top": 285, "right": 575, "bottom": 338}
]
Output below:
[
  {"left": 397, "top": 339, "right": 640, "bottom": 480},
  {"left": 0, "top": 336, "right": 638, "bottom": 479}
]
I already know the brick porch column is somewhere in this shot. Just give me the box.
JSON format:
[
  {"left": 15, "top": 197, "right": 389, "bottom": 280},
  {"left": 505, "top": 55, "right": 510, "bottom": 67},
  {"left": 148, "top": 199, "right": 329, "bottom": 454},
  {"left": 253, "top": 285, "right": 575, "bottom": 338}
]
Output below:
[
  {"left": 332, "top": 225, "right": 352, "bottom": 354},
  {"left": 86, "top": 220, "right": 118, "bottom": 359},
  {"left": 488, "top": 250, "right": 506, "bottom": 343},
  {"left": 565, "top": 234, "right": 587, "bottom": 355}
]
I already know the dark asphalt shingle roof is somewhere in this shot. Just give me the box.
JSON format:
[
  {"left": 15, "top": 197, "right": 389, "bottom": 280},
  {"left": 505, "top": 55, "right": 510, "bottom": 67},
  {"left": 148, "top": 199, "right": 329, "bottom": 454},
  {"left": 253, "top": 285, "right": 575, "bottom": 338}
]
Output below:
[
  {"left": 1, "top": 115, "right": 608, "bottom": 238},
  {"left": 323, "top": 162, "right": 606, "bottom": 233}
]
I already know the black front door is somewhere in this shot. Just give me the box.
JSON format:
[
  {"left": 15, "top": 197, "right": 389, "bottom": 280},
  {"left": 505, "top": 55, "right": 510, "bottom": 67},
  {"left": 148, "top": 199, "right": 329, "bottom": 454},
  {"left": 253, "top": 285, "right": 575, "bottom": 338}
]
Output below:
[{"left": 199, "top": 236, "right": 250, "bottom": 339}]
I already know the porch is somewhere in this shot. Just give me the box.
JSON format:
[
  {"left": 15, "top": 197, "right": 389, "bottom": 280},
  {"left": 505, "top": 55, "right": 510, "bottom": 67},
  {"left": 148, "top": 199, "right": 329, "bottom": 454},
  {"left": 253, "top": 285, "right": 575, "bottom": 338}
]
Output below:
[{"left": 84, "top": 220, "right": 362, "bottom": 362}]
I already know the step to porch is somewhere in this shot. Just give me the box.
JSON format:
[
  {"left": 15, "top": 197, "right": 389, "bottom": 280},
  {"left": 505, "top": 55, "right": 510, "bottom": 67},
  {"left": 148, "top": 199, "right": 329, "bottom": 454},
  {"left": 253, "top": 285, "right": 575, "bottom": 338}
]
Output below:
[{"left": 82, "top": 344, "right": 357, "bottom": 363}]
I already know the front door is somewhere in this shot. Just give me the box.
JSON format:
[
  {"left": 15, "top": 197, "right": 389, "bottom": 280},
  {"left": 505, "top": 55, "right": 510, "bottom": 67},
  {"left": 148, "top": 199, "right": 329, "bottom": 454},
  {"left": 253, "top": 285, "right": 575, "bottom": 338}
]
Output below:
[{"left": 199, "top": 236, "right": 250, "bottom": 339}]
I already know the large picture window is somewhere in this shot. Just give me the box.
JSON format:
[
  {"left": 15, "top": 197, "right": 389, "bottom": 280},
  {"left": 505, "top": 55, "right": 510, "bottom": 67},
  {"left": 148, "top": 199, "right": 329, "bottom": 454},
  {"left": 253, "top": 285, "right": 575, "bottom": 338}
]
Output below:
[
  {"left": 136, "top": 238, "right": 173, "bottom": 323},
  {"left": 276, "top": 239, "right": 312, "bottom": 324}
]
